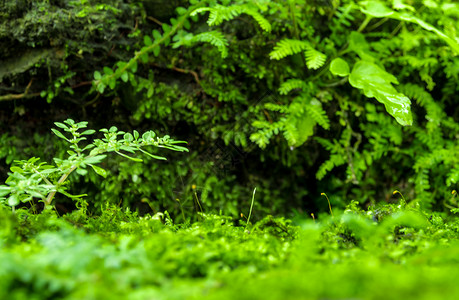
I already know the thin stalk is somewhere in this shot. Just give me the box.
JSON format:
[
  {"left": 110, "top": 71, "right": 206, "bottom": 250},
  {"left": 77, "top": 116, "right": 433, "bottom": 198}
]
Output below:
[
  {"left": 246, "top": 188, "right": 257, "bottom": 227},
  {"left": 44, "top": 164, "right": 78, "bottom": 206},
  {"left": 321, "top": 193, "right": 334, "bottom": 218}
]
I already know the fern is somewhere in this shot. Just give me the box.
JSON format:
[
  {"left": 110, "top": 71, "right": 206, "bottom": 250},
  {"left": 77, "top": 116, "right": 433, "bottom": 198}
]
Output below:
[
  {"left": 191, "top": 31, "right": 229, "bottom": 58},
  {"left": 278, "top": 79, "right": 308, "bottom": 95},
  {"left": 269, "top": 39, "right": 310, "bottom": 60},
  {"left": 305, "top": 98, "right": 330, "bottom": 129},
  {"left": 191, "top": 5, "right": 271, "bottom": 32},
  {"left": 304, "top": 46, "right": 327, "bottom": 69},
  {"left": 270, "top": 39, "right": 327, "bottom": 70},
  {"left": 244, "top": 8, "right": 272, "bottom": 32}
]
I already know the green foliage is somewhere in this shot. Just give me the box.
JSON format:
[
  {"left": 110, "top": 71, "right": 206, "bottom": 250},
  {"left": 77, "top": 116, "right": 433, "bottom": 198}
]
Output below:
[
  {"left": 1, "top": 200, "right": 459, "bottom": 299},
  {"left": 0, "top": 120, "right": 188, "bottom": 208},
  {"left": 1, "top": 0, "right": 458, "bottom": 217}
]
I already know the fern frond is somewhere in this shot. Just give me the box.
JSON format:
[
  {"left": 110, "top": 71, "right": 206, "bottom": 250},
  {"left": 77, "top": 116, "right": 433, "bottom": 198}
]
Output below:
[
  {"left": 316, "top": 154, "right": 346, "bottom": 180},
  {"left": 305, "top": 98, "right": 330, "bottom": 129},
  {"left": 191, "top": 5, "right": 271, "bottom": 32},
  {"left": 333, "top": 3, "right": 356, "bottom": 27},
  {"left": 264, "top": 103, "right": 289, "bottom": 113},
  {"left": 191, "top": 31, "right": 229, "bottom": 58},
  {"left": 304, "top": 46, "right": 327, "bottom": 69},
  {"left": 244, "top": 8, "right": 271, "bottom": 32},
  {"left": 270, "top": 39, "right": 310, "bottom": 60},
  {"left": 278, "top": 79, "right": 307, "bottom": 95}
]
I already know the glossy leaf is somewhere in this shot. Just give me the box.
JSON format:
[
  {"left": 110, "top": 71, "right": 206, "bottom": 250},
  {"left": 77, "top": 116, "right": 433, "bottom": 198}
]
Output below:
[
  {"left": 349, "top": 61, "right": 413, "bottom": 126},
  {"left": 330, "top": 58, "right": 350, "bottom": 77}
]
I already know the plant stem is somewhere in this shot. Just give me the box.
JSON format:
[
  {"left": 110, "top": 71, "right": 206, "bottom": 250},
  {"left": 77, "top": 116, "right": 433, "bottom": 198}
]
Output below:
[
  {"left": 246, "top": 188, "right": 257, "bottom": 227},
  {"left": 44, "top": 165, "right": 78, "bottom": 206}
]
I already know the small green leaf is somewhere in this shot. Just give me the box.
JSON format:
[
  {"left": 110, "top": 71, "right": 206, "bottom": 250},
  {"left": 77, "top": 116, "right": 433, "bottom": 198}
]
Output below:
[
  {"left": 97, "top": 83, "right": 105, "bottom": 94},
  {"left": 124, "top": 133, "right": 134, "bottom": 142},
  {"left": 94, "top": 71, "right": 101, "bottom": 80},
  {"left": 115, "top": 151, "right": 143, "bottom": 162},
  {"left": 152, "top": 30, "right": 162, "bottom": 41},
  {"left": 81, "top": 129, "right": 96, "bottom": 136},
  {"left": 130, "top": 61, "right": 138, "bottom": 73},
  {"left": 109, "top": 79, "right": 116, "bottom": 89},
  {"left": 10, "top": 166, "right": 23, "bottom": 173},
  {"left": 162, "top": 24, "right": 171, "bottom": 33},
  {"left": 153, "top": 46, "right": 160, "bottom": 57},
  {"left": 121, "top": 72, "right": 129, "bottom": 83},
  {"left": 140, "top": 53, "right": 149, "bottom": 64},
  {"left": 0, "top": 186, "right": 12, "bottom": 197},
  {"left": 89, "top": 164, "right": 108, "bottom": 178},
  {"left": 54, "top": 122, "right": 68, "bottom": 129},
  {"left": 359, "top": 1, "right": 394, "bottom": 17},
  {"left": 103, "top": 66, "right": 114, "bottom": 75},
  {"left": 144, "top": 35, "right": 152, "bottom": 46},
  {"left": 8, "top": 194, "right": 19, "bottom": 206},
  {"left": 147, "top": 86, "right": 154, "bottom": 98},
  {"left": 84, "top": 155, "right": 107, "bottom": 164},
  {"left": 330, "top": 58, "right": 350, "bottom": 77},
  {"left": 51, "top": 129, "right": 69, "bottom": 141}
]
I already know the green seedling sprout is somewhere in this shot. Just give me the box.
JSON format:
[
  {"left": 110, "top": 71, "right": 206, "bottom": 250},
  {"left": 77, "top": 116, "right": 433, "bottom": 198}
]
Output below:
[
  {"left": 321, "top": 193, "right": 334, "bottom": 218},
  {"left": 175, "top": 198, "right": 187, "bottom": 221},
  {"left": 246, "top": 187, "right": 257, "bottom": 229},
  {"left": 393, "top": 190, "right": 407, "bottom": 207},
  {"left": 0, "top": 119, "right": 188, "bottom": 210}
]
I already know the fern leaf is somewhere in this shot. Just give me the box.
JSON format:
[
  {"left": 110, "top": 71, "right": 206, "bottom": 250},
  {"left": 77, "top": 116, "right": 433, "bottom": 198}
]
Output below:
[
  {"left": 244, "top": 9, "right": 271, "bottom": 32},
  {"left": 305, "top": 98, "right": 330, "bottom": 129},
  {"left": 304, "top": 46, "right": 327, "bottom": 69},
  {"left": 316, "top": 154, "right": 346, "bottom": 180},
  {"left": 192, "top": 31, "right": 229, "bottom": 58},
  {"left": 270, "top": 39, "right": 310, "bottom": 60},
  {"left": 278, "top": 79, "right": 307, "bottom": 95},
  {"left": 191, "top": 5, "right": 271, "bottom": 32}
]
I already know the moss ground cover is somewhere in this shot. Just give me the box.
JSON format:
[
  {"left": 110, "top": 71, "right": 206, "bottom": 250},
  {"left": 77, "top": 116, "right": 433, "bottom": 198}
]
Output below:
[{"left": 1, "top": 200, "right": 459, "bottom": 300}]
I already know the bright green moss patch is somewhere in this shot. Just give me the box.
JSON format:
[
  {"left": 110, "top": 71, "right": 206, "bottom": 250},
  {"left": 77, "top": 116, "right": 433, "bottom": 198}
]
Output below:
[{"left": 1, "top": 202, "right": 459, "bottom": 299}]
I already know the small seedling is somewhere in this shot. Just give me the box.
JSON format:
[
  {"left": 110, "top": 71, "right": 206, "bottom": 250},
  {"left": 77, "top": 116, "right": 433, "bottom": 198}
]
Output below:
[
  {"left": 0, "top": 119, "right": 188, "bottom": 211},
  {"left": 321, "top": 193, "right": 334, "bottom": 218},
  {"left": 393, "top": 190, "right": 408, "bottom": 208},
  {"left": 245, "top": 187, "right": 257, "bottom": 229}
]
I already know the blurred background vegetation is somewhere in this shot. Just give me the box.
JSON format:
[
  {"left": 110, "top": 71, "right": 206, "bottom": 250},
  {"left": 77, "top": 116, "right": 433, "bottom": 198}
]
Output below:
[{"left": 0, "top": 0, "right": 458, "bottom": 221}]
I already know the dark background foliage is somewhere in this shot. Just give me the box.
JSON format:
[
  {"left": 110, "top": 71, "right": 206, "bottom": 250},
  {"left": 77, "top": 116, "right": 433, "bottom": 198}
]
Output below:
[{"left": 0, "top": 0, "right": 458, "bottom": 220}]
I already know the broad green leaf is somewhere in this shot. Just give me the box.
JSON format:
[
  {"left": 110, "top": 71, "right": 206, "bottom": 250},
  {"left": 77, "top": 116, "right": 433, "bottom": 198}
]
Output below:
[
  {"left": 359, "top": 1, "right": 395, "bottom": 17},
  {"left": 330, "top": 58, "right": 350, "bottom": 77},
  {"left": 359, "top": 1, "right": 459, "bottom": 54},
  {"left": 348, "top": 32, "right": 375, "bottom": 62},
  {"left": 349, "top": 61, "right": 413, "bottom": 126},
  {"left": 121, "top": 72, "right": 129, "bottom": 83},
  {"left": 89, "top": 164, "right": 108, "bottom": 178}
]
